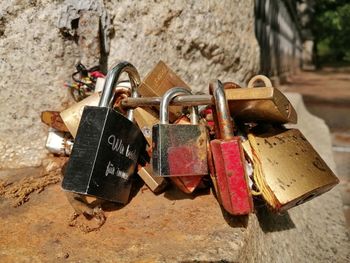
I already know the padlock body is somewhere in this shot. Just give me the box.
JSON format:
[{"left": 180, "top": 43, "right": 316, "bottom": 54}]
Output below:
[
  {"left": 138, "top": 60, "right": 191, "bottom": 122},
  {"left": 62, "top": 106, "right": 146, "bottom": 203},
  {"left": 248, "top": 127, "right": 339, "bottom": 211},
  {"left": 225, "top": 87, "right": 297, "bottom": 124},
  {"left": 152, "top": 124, "right": 208, "bottom": 177},
  {"left": 60, "top": 93, "right": 100, "bottom": 138},
  {"left": 138, "top": 164, "right": 168, "bottom": 194},
  {"left": 210, "top": 138, "right": 253, "bottom": 215},
  {"left": 170, "top": 176, "right": 202, "bottom": 193}
]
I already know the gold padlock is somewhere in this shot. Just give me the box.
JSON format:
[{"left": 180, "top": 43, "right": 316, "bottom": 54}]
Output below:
[
  {"left": 246, "top": 125, "right": 339, "bottom": 211},
  {"left": 138, "top": 60, "right": 191, "bottom": 122},
  {"left": 60, "top": 83, "right": 130, "bottom": 138},
  {"left": 133, "top": 107, "right": 159, "bottom": 146},
  {"left": 133, "top": 107, "right": 169, "bottom": 194},
  {"left": 138, "top": 162, "right": 168, "bottom": 194},
  {"left": 225, "top": 75, "right": 297, "bottom": 124}
]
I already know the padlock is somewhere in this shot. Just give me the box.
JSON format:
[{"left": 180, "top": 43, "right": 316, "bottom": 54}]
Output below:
[
  {"left": 133, "top": 107, "right": 202, "bottom": 193},
  {"left": 41, "top": 111, "right": 69, "bottom": 132},
  {"left": 62, "top": 61, "right": 146, "bottom": 204},
  {"left": 209, "top": 80, "right": 253, "bottom": 215},
  {"left": 247, "top": 124, "right": 339, "bottom": 211},
  {"left": 137, "top": 147, "right": 168, "bottom": 194},
  {"left": 138, "top": 60, "right": 191, "bottom": 122},
  {"left": 132, "top": 107, "right": 169, "bottom": 193},
  {"left": 169, "top": 114, "right": 205, "bottom": 193},
  {"left": 225, "top": 75, "right": 297, "bottom": 124},
  {"left": 152, "top": 87, "right": 208, "bottom": 177},
  {"left": 60, "top": 84, "right": 131, "bottom": 138},
  {"left": 45, "top": 128, "right": 73, "bottom": 156},
  {"left": 122, "top": 78, "right": 296, "bottom": 125}
]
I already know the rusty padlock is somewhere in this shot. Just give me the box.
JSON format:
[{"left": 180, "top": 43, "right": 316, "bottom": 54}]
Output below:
[
  {"left": 209, "top": 80, "right": 253, "bottom": 215},
  {"left": 152, "top": 87, "right": 208, "bottom": 177},
  {"left": 170, "top": 114, "right": 206, "bottom": 193}
]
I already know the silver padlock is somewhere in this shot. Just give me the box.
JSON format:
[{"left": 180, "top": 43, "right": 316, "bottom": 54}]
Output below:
[
  {"left": 152, "top": 87, "right": 208, "bottom": 177},
  {"left": 45, "top": 128, "right": 74, "bottom": 156}
]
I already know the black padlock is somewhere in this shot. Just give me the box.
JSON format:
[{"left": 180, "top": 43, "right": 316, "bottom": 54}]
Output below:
[{"left": 62, "top": 61, "right": 146, "bottom": 204}]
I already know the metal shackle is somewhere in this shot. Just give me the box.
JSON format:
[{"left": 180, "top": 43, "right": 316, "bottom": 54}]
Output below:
[
  {"left": 99, "top": 61, "right": 141, "bottom": 121},
  {"left": 160, "top": 87, "right": 199, "bottom": 125},
  {"left": 209, "top": 80, "right": 234, "bottom": 140}
]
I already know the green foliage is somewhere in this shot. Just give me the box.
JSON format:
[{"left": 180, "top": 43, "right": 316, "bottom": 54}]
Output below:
[{"left": 313, "top": 0, "right": 350, "bottom": 63}]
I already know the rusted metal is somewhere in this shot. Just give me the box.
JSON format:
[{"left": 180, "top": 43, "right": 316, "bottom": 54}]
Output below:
[
  {"left": 209, "top": 80, "right": 253, "bottom": 215},
  {"left": 152, "top": 88, "right": 208, "bottom": 177},
  {"left": 41, "top": 111, "right": 69, "bottom": 132}
]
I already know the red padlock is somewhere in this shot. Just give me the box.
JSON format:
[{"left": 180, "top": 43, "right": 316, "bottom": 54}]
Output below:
[{"left": 209, "top": 80, "right": 253, "bottom": 215}]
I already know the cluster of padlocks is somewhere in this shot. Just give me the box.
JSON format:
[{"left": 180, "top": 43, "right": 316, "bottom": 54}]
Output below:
[{"left": 44, "top": 60, "right": 339, "bottom": 215}]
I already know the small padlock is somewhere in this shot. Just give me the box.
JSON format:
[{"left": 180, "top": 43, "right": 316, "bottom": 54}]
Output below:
[
  {"left": 152, "top": 88, "right": 208, "bottom": 177},
  {"left": 169, "top": 114, "right": 204, "bottom": 193},
  {"left": 133, "top": 107, "right": 202, "bottom": 193},
  {"left": 225, "top": 75, "right": 297, "bottom": 124},
  {"left": 41, "top": 111, "right": 69, "bottom": 132},
  {"left": 60, "top": 82, "right": 131, "bottom": 138},
  {"left": 247, "top": 124, "right": 339, "bottom": 211},
  {"left": 138, "top": 60, "right": 191, "bottom": 122},
  {"left": 209, "top": 80, "right": 253, "bottom": 215},
  {"left": 62, "top": 61, "right": 146, "bottom": 203},
  {"left": 133, "top": 107, "right": 169, "bottom": 193},
  {"left": 45, "top": 128, "right": 73, "bottom": 156}
]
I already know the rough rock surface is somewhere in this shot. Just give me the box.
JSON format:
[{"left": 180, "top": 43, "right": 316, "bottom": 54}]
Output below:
[
  {"left": 0, "top": 0, "right": 80, "bottom": 169},
  {"left": 105, "top": 0, "right": 259, "bottom": 90},
  {"left": 0, "top": 0, "right": 259, "bottom": 169}
]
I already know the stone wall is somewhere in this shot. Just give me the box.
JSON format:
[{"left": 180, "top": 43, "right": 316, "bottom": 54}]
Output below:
[{"left": 0, "top": 0, "right": 259, "bottom": 169}]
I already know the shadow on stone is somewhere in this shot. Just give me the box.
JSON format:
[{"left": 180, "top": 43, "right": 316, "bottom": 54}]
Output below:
[
  {"left": 163, "top": 185, "right": 211, "bottom": 201},
  {"left": 255, "top": 199, "right": 296, "bottom": 233},
  {"left": 220, "top": 206, "right": 249, "bottom": 228},
  {"left": 102, "top": 175, "right": 144, "bottom": 212},
  {"left": 181, "top": 261, "right": 238, "bottom": 263}
]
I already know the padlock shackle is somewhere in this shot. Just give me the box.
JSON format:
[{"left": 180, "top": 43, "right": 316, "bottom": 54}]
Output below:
[
  {"left": 99, "top": 61, "right": 141, "bottom": 121},
  {"left": 160, "top": 87, "right": 198, "bottom": 125},
  {"left": 247, "top": 75, "right": 272, "bottom": 88},
  {"left": 209, "top": 80, "right": 234, "bottom": 140}
]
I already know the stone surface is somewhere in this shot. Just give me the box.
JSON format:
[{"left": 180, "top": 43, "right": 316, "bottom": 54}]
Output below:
[
  {"left": 106, "top": 0, "right": 259, "bottom": 92},
  {"left": 0, "top": 0, "right": 80, "bottom": 169},
  {"left": 0, "top": 0, "right": 259, "bottom": 169}
]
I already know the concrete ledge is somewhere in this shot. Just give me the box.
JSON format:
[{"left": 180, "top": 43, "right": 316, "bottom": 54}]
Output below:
[{"left": 0, "top": 93, "right": 348, "bottom": 262}]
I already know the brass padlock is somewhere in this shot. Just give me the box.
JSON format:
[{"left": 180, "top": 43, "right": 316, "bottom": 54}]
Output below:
[
  {"left": 137, "top": 159, "right": 168, "bottom": 194},
  {"left": 134, "top": 107, "right": 160, "bottom": 146},
  {"left": 247, "top": 125, "right": 339, "bottom": 211},
  {"left": 41, "top": 111, "right": 69, "bottom": 132},
  {"left": 133, "top": 107, "right": 169, "bottom": 194},
  {"left": 225, "top": 75, "right": 297, "bottom": 124},
  {"left": 138, "top": 60, "right": 191, "bottom": 122},
  {"left": 60, "top": 83, "right": 131, "bottom": 138}
]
